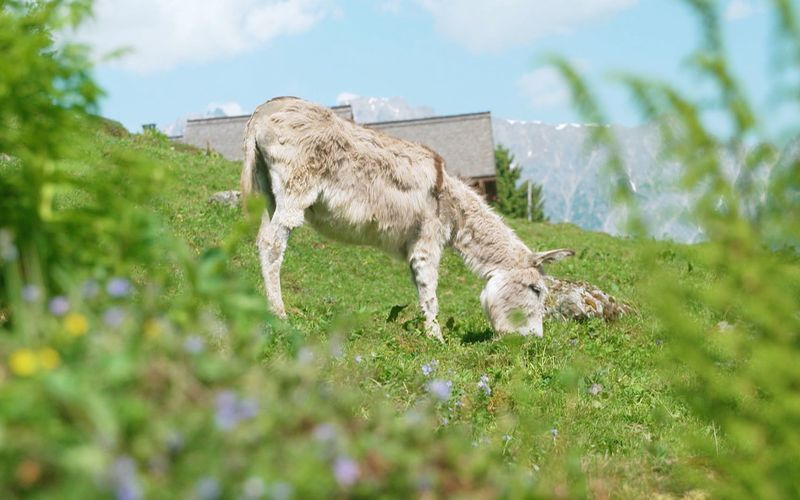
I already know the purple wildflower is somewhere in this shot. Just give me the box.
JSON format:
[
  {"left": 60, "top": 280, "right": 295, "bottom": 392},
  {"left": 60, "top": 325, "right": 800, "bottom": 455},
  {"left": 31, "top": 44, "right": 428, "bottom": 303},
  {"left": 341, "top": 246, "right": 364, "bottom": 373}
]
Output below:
[
  {"left": 103, "top": 307, "right": 127, "bottom": 327},
  {"left": 21, "top": 284, "right": 40, "bottom": 303},
  {"left": 109, "top": 456, "right": 141, "bottom": 500},
  {"left": 214, "top": 390, "right": 259, "bottom": 431},
  {"left": 421, "top": 359, "right": 438, "bottom": 377},
  {"left": 588, "top": 383, "right": 603, "bottom": 396},
  {"left": 333, "top": 457, "right": 359, "bottom": 487},
  {"left": 427, "top": 379, "right": 452, "bottom": 401},
  {"left": 477, "top": 374, "right": 491, "bottom": 396},
  {"left": 195, "top": 476, "right": 220, "bottom": 500},
  {"left": 106, "top": 277, "right": 132, "bottom": 298},
  {"left": 48, "top": 296, "right": 69, "bottom": 316},
  {"left": 183, "top": 335, "right": 205, "bottom": 354}
]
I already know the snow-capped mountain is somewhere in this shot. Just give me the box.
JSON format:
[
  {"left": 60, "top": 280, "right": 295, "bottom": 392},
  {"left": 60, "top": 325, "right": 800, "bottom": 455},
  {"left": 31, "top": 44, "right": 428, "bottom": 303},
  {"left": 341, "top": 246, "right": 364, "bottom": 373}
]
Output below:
[
  {"left": 492, "top": 118, "right": 709, "bottom": 242},
  {"left": 335, "top": 93, "right": 435, "bottom": 123},
  {"left": 161, "top": 101, "right": 246, "bottom": 137}
]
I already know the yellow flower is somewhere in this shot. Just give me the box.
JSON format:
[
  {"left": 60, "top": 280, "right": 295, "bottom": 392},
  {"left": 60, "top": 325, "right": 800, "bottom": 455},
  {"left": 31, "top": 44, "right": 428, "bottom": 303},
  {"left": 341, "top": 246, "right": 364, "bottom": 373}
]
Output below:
[
  {"left": 9, "top": 349, "right": 38, "bottom": 377},
  {"left": 38, "top": 348, "right": 60, "bottom": 371},
  {"left": 64, "top": 312, "right": 89, "bottom": 337},
  {"left": 143, "top": 319, "right": 162, "bottom": 339}
]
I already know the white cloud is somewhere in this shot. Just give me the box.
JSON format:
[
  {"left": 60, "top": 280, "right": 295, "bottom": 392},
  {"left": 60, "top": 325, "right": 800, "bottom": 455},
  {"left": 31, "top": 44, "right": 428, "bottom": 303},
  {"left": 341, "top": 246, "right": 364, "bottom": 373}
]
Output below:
[
  {"left": 517, "top": 68, "right": 569, "bottom": 110},
  {"left": 724, "top": 0, "right": 758, "bottom": 21},
  {"left": 161, "top": 101, "right": 248, "bottom": 136},
  {"left": 416, "top": 0, "right": 637, "bottom": 52},
  {"left": 74, "top": 0, "right": 331, "bottom": 73}
]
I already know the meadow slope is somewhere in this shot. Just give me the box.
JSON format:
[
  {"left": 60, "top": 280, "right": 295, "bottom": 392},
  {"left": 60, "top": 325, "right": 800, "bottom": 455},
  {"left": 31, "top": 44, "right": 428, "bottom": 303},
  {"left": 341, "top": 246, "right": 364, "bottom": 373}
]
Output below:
[{"left": 86, "top": 124, "right": 715, "bottom": 497}]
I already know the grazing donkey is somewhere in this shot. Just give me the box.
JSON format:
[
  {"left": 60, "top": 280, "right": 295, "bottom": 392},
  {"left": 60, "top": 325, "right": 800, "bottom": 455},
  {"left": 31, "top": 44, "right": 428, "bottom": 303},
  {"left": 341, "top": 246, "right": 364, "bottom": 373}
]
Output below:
[{"left": 241, "top": 97, "right": 573, "bottom": 341}]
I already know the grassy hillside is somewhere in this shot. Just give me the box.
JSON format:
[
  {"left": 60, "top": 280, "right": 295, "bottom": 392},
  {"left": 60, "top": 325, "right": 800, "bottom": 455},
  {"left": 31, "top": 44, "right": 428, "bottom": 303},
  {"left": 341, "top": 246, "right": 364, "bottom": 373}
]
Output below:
[{"left": 70, "top": 125, "right": 716, "bottom": 497}]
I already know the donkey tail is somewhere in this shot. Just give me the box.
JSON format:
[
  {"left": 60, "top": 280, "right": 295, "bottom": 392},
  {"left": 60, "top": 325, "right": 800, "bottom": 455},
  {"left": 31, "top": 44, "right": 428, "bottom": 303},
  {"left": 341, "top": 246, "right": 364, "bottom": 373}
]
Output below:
[{"left": 240, "top": 121, "right": 274, "bottom": 214}]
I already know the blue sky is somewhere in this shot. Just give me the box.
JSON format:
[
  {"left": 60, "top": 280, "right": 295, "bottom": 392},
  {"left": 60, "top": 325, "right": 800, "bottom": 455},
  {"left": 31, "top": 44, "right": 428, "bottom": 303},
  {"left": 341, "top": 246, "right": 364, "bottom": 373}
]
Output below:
[{"left": 79, "top": 0, "right": 773, "bottom": 132}]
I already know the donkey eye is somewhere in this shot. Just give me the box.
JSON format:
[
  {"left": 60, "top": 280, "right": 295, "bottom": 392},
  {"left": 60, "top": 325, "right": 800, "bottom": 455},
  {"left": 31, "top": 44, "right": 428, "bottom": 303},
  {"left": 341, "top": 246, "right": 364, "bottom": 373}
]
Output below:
[{"left": 528, "top": 284, "right": 541, "bottom": 296}]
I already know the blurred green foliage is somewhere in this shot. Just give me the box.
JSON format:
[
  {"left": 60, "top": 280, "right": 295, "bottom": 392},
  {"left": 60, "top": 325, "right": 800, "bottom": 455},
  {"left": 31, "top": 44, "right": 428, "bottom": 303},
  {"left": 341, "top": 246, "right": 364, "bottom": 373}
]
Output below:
[
  {"left": 493, "top": 145, "right": 546, "bottom": 222},
  {"left": 552, "top": 0, "right": 800, "bottom": 496},
  {"left": 0, "top": 3, "right": 541, "bottom": 498},
  {"left": 3, "top": 0, "right": 799, "bottom": 497}
]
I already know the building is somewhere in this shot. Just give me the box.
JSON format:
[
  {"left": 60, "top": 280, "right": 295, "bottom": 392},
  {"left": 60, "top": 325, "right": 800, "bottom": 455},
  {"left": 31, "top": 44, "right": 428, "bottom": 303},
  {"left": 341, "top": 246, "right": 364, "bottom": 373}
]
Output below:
[{"left": 176, "top": 103, "right": 496, "bottom": 198}]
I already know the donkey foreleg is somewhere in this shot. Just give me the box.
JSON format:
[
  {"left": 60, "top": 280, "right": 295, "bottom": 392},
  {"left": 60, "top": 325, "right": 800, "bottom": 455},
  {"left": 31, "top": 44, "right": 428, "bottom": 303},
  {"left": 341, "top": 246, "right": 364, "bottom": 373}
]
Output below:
[
  {"left": 257, "top": 208, "right": 302, "bottom": 319},
  {"left": 409, "top": 238, "right": 445, "bottom": 343}
]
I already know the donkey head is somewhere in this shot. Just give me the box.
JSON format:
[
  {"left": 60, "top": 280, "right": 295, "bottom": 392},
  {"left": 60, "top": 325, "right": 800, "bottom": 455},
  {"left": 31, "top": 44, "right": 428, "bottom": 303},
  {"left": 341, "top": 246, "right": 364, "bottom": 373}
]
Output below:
[{"left": 479, "top": 248, "right": 574, "bottom": 337}]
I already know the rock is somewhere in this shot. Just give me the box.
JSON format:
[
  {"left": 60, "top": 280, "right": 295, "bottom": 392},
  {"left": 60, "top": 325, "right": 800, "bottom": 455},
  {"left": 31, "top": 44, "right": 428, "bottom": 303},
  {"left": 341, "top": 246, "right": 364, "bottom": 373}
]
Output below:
[
  {"left": 543, "top": 276, "right": 633, "bottom": 321},
  {"left": 208, "top": 190, "right": 241, "bottom": 207}
]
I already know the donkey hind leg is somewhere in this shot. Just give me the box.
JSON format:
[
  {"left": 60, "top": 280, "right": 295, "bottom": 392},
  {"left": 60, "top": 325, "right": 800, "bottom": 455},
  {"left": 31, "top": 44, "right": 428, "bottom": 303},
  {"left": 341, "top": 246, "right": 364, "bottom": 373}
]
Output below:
[
  {"left": 257, "top": 205, "right": 304, "bottom": 319},
  {"left": 408, "top": 236, "right": 445, "bottom": 343}
]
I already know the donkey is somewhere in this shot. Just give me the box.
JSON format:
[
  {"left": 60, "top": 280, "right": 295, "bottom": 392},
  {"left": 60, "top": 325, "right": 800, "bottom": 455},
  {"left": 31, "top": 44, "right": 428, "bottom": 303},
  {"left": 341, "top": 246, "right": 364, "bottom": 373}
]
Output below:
[{"left": 240, "top": 97, "right": 573, "bottom": 341}]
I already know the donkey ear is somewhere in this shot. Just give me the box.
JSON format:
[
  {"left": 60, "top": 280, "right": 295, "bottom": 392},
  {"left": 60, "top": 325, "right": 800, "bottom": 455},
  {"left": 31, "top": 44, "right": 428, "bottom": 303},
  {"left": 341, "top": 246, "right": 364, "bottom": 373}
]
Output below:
[{"left": 529, "top": 248, "right": 574, "bottom": 267}]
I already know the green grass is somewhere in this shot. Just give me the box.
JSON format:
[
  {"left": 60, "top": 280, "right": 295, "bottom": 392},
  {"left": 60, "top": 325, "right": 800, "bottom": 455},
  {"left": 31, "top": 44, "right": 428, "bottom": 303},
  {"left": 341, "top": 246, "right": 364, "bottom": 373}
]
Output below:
[{"left": 73, "top": 124, "right": 716, "bottom": 497}]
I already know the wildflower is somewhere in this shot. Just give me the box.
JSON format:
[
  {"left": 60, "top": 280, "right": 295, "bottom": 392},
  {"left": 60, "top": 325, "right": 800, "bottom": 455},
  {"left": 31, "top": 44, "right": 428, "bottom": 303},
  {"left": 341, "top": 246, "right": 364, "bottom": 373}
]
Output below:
[
  {"left": 588, "top": 383, "right": 603, "bottom": 396},
  {"left": 9, "top": 349, "right": 38, "bottom": 377},
  {"left": 550, "top": 428, "right": 559, "bottom": 438},
  {"left": 214, "top": 390, "right": 259, "bottom": 431},
  {"left": 354, "top": 355, "right": 363, "bottom": 364},
  {"left": 37, "top": 347, "right": 60, "bottom": 370},
  {"left": 64, "top": 312, "right": 89, "bottom": 337},
  {"left": 477, "top": 374, "right": 491, "bottom": 396},
  {"left": 109, "top": 456, "right": 141, "bottom": 500},
  {"left": 242, "top": 477, "right": 266, "bottom": 499},
  {"left": 48, "top": 296, "right": 69, "bottom": 316},
  {"left": 143, "top": 318, "right": 162, "bottom": 339},
  {"left": 421, "top": 359, "right": 438, "bottom": 377},
  {"left": 81, "top": 279, "right": 100, "bottom": 298},
  {"left": 106, "top": 277, "right": 132, "bottom": 298},
  {"left": 21, "top": 284, "right": 40, "bottom": 303},
  {"left": 427, "top": 379, "right": 452, "bottom": 401},
  {"left": 333, "top": 457, "right": 359, "bottom": 487},
  {"left": 195, "top": 476, "right": 220, "bottom": 500},
  {"left": 183, "top": 336, "right": 205, "bottom": 354},
  {"left": 103, "top": 307, "right": 126, "bottom": 327},
  {"left": 503, "top": 434, "right": 513, "bottom": 443}
]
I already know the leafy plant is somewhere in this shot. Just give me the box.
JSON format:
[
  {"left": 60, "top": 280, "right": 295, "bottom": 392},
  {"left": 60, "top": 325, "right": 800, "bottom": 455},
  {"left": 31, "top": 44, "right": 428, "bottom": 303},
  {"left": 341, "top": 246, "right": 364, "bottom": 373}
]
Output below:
[{"left": 550, "top": 0, "right": 800, "bottom": 496}]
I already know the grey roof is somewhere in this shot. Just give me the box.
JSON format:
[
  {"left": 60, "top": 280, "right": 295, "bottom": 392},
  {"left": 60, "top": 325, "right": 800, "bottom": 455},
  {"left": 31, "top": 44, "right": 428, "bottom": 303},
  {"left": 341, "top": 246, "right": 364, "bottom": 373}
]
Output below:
[
  {"left": 180, "top": 105, "right": 353, "bottom": 161},
  {"left": 178, "top": 105, "right": 496, "bottom": 180},
  {"left": 366, "top": 112, "right": 495, "bottom": 178}
]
